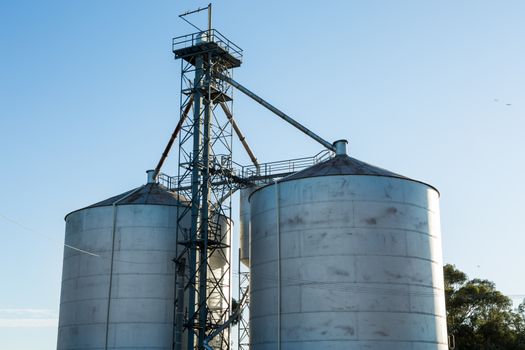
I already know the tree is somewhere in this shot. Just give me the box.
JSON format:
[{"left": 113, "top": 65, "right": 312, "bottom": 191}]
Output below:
[{"left": 444, "top": 264, "right": 525, "bottom": 350}]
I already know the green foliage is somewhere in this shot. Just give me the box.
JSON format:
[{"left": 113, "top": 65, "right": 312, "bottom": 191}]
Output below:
[{"left": 444, "top": 264, "right": 525, "bottom": 350}]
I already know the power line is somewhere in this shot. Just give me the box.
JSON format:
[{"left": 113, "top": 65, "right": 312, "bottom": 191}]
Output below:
[{"left": 0, "top": 212, "right": 101, "bottom": 257}]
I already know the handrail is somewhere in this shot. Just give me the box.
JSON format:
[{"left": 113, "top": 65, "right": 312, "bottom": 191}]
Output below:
[
  {"left": 158, "top": 150, "right": 334, "bottom": 191},
  {"left": 172, "top": 29, "right": 243, "bottom": 61}
]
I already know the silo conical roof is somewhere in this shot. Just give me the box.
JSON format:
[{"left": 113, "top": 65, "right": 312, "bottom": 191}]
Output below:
[
  {"left": 86, "top": 183, "right": 188, "bottom": 208},
  {"left": 281, "top": 154, "right": 437, "bottom": 191},
  {"left": 283, "top": 154, "right": 406, "bottom": 181},
  {"left": 65, "top": 183, "right": 188, "bottom": 219}
]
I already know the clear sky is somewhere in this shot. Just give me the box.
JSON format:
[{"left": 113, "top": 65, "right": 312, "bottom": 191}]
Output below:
[{"left": 1, "top": 1, "right": 524, "bottom": 349}]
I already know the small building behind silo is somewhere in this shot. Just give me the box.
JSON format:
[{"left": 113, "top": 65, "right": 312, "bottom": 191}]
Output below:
[
  {"left": 249, "top": 144, "right": 448, "bottom": 350},
  {"left": 57, "top": 179, "right": 190, "bottom": 350}
]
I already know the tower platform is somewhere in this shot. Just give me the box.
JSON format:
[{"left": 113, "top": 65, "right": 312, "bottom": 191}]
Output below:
[{"left": 172, "top": 29, "right": 243, "bottom": 69}]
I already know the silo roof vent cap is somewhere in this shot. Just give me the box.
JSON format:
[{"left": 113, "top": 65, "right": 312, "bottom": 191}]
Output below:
[
  {"left": 146, "top": 169, "right": 156, "bottom": 184},
  {"left": 333, "top": 139, "right": 348, "bottom": 156}
]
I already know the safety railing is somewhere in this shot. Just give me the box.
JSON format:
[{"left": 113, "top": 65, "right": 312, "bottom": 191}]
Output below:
[
  {"left": 157, "top": 172, "right": 182, "bottom": 190},
  {"left": 158, "top": 150, "right": 334, "bottom": 190},
  {"left": 172, "top": 29, "right": 243, "bottom": 62},
  {"left": 240, "top": 150, "right": 333, "bottom": 180}
]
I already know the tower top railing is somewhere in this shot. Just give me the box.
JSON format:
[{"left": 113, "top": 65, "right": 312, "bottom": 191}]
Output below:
[{"left": 172, "top": 29, "right": 243, "bottom": 62}]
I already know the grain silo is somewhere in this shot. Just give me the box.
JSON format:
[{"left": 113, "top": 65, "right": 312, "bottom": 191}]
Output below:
[
  {"left": 56, "top": 6, "right": 450, "bottom": 348},
  {"left": 239, "top": 187, "right": 257, "bottom": 267},
  {"left": 57, "top": 172, "right": 190, "bottom": 350},
  {"left": 248, "top": 140, "right": 448, "bottom": 350}
]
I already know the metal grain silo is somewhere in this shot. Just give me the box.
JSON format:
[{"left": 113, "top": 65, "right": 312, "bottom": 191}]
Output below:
[
  {"left": 239, "top": 187, "right": 257, "bottom": 267},
  {"left": 57, "top": 173, "right": 190, "bottom": 350},
  {"left": 249, "top": 141, "right": 448, "bottom": 350}
]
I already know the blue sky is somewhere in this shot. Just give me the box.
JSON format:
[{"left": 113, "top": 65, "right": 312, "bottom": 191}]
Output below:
[{"left": 1, "top": 1, "right": 524, "bottom": 349}]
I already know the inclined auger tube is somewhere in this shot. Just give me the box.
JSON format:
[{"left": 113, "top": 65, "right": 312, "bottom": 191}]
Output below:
[{"left": 214, "top": 72, "right": 337, "bottom": 153}]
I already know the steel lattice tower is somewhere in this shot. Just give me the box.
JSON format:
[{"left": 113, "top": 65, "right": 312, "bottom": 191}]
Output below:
[
  {"left": 155, "top": 8, "right": 336, "bottom": 350},
  {"left": 171, "top": 27, "right": 243, "bottom": 350}
]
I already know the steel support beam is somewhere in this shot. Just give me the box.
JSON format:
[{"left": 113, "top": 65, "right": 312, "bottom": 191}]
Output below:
[
  {"left": 219, "top": 102, "right": 259, "bottom": 171},
  {"left": 154, "top": 96, "right": 194, "bottom": 180},
  {"left": 174, "top": 258, "right": 186, "bottom": 350},
  {"left": 197, "top": 53, "right": 212, "bottom": 348},
  {"left": 187, "top": 54, "right": 205, "bottom": 350}
]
